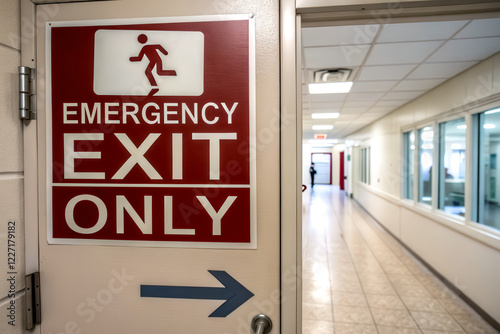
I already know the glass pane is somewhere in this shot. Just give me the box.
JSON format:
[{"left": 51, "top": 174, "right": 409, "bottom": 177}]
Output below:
[
  {"left": 403, "top": 131, "right": 415, "bottom": 200},
  {"left": 367, "top": 148, "right": 371, "bottom": 185},
  {"left": 438, "top": 118, "right": 466, "bottom": 216},
  {"left": 418, "top": 126, "right": 433, "bottom": 205},
  {"left": 477, "top": 108, "right": 500, "bottom": 230},
  {"left": 361, "top": 148, "right": 366, "bottom": 183}
]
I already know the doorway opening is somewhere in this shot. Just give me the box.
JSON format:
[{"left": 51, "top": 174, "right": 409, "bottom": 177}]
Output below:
[
  {"left": 299, "top": 5, "right": 500, "bottom": 332},
  {"left": 311, "top": 153, "right": 332, "bottom": 185}
]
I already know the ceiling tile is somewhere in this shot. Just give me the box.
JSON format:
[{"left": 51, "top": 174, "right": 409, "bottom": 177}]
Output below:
[
  {"left": 310, "top": 102, "right": 344, "bottom": 109},
  {"left": 454, "top": 18, "right": 500, "bottom": 39},
  {"left": 377, "top": 20, "right": 469, "bottom": 42},
  {"left": 407, "top": 61, "right": 478, "bottom": 79},
  {"left": 358, "top": 64, "right": 416, "bottom": 81},
  {"left": 427, "top": 37, "right": 500, "bottom": 62},
  {"left": 339, "top": 107, "right": 369, "bottom": 114},
  {"left": 359, "top": 112, "right": 385, "bottom": 120},
  {"left": 337, "top": 114, "right": 360, "bottom": 120},
  {"left": 333, "top": 120, "right": 354, "bottom": 125},
  {"left": 342, "top": 100, "right": 376, "bottom": 107},
  {"left": 346, "top": 92, "right": 385, "bottom": 101},
  {"left": 351, "top": 81, "right": 398, "bottom": 92},
  {"left": 304, "top": 45, "right": 369, "bottom": 68},
  {"left": 308, "top": 93, "right": 347, "bottom": 102},
  {"left": 366, "top": 41, "right": 443, "bottom": 65},
  {"left": 367, "top": 106, "right": 395, "bottom": 114},
  {"left": 373, "top": 100, "right": 407, "bottom": 107},
  {"left": 302, "top": 24, "right": 380, "bottom": 47},
  {"left": 383, "top": 91, "right": 424, "bottom": 100},
  {"left": 302, "top": 84, "right": 308, "bottom": 94},
  {"left": 392, "top": 79, "right": 445, "bottom": 91}
]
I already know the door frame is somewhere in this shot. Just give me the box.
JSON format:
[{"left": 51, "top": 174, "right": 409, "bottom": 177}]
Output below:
[
  {"left": 340, "top": 151, "right": 345, "bottom": 190},
  {"left": 280, "top": 0, "right": 301, "bottom": 333}
]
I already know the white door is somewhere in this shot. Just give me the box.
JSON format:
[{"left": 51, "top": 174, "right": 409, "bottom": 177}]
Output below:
[
  {"left": 27, "top": 1, "right": 284, "bottom": 333},
  {"left": 312, "top": 153, "right": 332, "bottom": 184}
]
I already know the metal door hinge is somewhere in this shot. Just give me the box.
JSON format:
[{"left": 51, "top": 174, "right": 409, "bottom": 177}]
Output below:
[
  {"left": 19, "top": 66, "right": 36, "bottom": 120},
  {"left": 25, "top": 272, "right": 41, "bottom": 330}
]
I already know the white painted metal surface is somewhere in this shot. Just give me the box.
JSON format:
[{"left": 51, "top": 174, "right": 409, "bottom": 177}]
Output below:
[{"left": 30, "top": 1, "right": 282, "bottom": 332}]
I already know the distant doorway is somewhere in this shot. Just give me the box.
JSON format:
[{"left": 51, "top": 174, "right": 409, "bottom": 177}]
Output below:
[
  {"left": 340, "top": 151, "right": 345, "bottom": 190},
  {"left": 311, "top": 153, "right": 332, "bottom": 184}
]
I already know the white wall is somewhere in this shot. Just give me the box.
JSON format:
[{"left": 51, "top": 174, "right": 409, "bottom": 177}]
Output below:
[
  {"left": 0, "top": 0, "right": 25, "bottom": 333},
  {"left": 347, "top": 52, "right": 500, "bottom": 324}
]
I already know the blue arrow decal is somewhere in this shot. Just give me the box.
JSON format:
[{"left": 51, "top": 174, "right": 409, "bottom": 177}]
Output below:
[{"left": 140, "top": 270, "right": 254, "bottom": 317}]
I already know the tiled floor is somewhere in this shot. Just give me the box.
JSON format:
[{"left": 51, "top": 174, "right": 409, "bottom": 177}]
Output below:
[{"left": 302, "top": 185, "right": 499, "bottom": 334}]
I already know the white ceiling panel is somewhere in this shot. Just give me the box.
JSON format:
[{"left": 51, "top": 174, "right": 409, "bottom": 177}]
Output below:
[
  {"left": 427, "top": 37, "right": 500, "bottom": 62},
  {"left": 392, "top": 79, "right": 446, "bottom": 91},
  {"left": 373, "top": 100, "right": 407, "bottom": 107},
  {"left": 408, "top": 61, "right": 478, "bottom": 79},
  {"left": 351, "top": 81, "right": 398, "bottom": 92},
  {"left": 358, "top": 64, "right": 416, "bottom": 81},
  {"left": 454, "top": 18, "right": 500, "bottom": 39},
  {"left": 304, "top": 45, "right": 370, "bottom": 68},
  {"left": 333, "top": 121, "right": 355, "bottom": 125},
  {"left": 359, "top": 112, "right": 386, "bottom": 120},
  {"left": 308, "top": 93, "right": 347, "bottom": 102},
  {"left": 337, "top": 114, "right": 361, "bottom": 120},
  {"left": 377, "top": 20, "right": 469, "bottom": 43},
  {"left": 302, "top": 25, "right": 380, "bottom": 47},
  {"left": 309, "top": 102, "right": 344, "bottom": 109},
  {"left": 342, "top": 100, "right": 376, "bottom": 107},
  {"left": 367, "top": 106, "right": 395, "bottom": 114},
  {"left": 383, "top": 91, "right": 424, "bottom": 101},
  {"left": 340, "top": 107, "right": 370, "bottom": 114},
  {"left": 365, "top": 41, "right": 443, "bottom": 65},
  {"left": 346, "top": 92, "right": 385, "bottom": 101}
]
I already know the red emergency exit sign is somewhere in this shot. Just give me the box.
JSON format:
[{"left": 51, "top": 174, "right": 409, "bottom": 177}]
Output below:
[{"left": 47, "top": 15, "right": 256, "bottom": 248}]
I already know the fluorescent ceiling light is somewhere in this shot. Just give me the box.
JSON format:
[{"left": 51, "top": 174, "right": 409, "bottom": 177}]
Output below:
[
  {"left": 312, "top": 112, "right": 340, "bottom": 119},
  {"left": 484, "top": 124, "right": 497, "bottom": 129},
  {"left": 308, "top": 82, "right": 353, "bottom": 94},
  {"left": 457, "top": 125, "right": 467, "bottom": 130},
  {"left": 485, "top": 108, "right": 500, "bottom": 115},
  {"left": 312, "top": 125, "right": 334, "bottom": 130}
]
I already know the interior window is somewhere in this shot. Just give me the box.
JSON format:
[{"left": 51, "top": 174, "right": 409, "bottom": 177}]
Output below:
[
  {"left": 403, "top": 131, "right": 415, "bottom": 200},
  {"left": 473, "top": 108, "right": 500, "bottom": 230},
  {"left": 438, "top": 118, "right": 466, "bottom": 216},
  {"left": 418, "top": 126, "right": 433, "bottom": 205}
]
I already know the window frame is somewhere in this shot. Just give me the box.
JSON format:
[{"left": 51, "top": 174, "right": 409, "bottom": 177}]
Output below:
[
  {"left": 400, "top": 102, "right": 500, "bottom": 241},
  {"left": 402, "top": 130, "right": 415, "bottom": 201},
  {"left": 416, "top": 124, "right": 436, "bottom": 208},
  {"left": 360, "top": 146, "right": 371, "bottom": 185},
  {"left": 437, "top": 117, "right": 467, "bottom": 218}
]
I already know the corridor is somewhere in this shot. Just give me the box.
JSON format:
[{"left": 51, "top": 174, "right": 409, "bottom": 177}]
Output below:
[{"left": 302, "top": 185, "right": 498, "bottom": 334}]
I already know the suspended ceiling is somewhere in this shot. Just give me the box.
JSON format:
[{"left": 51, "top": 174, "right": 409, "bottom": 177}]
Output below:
[{"left": 302, "top": 16, "right": 500, "bottom": 142}]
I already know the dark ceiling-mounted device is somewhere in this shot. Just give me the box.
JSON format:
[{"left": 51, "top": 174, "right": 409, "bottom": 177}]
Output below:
[{"left": 313, "top": 68, "right": 352, "bottom": 83}]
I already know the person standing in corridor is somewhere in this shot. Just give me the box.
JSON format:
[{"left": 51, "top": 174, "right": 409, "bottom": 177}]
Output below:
[{"left": 309, "top": 162, "right": 317, "bottom": 187}]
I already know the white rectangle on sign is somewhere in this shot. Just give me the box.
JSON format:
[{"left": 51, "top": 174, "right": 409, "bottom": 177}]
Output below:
[{"left": 94, "top": 29, "right": 204, "bottom": 96}]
